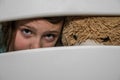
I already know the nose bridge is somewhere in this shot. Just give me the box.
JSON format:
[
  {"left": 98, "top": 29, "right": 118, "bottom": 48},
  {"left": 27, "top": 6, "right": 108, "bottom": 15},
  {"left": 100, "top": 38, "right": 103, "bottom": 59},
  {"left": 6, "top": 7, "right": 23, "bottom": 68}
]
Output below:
[{"left": 31, "top": 37, "right": 41, "bottom": 49}]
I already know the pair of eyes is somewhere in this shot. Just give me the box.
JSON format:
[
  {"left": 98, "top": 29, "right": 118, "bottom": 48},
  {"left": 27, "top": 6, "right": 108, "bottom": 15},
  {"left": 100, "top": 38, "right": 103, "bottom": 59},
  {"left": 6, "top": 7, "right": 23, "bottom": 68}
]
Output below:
[
  {"left": 21, "top": 28, "right": 57, "bottom": 42},
  {"left": 73, "top": 35, "right": 110, "bottom": 42}
]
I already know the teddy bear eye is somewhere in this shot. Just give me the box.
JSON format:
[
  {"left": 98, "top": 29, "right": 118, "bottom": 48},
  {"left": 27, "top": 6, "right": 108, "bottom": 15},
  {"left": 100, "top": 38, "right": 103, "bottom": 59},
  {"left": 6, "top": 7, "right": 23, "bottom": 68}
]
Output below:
[
  {"left": 100, "top": 36, "right": 110, "bottom": 42},
  {"left": 73, "top": 35, "right": 77, "bottom": 40}
]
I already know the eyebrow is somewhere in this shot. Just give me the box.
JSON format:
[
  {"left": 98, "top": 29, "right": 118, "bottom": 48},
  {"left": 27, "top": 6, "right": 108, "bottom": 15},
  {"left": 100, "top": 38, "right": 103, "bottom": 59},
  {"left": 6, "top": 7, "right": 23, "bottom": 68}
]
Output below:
[
  {"left": 23, "top": 25, "right": 37, "bottom": 32},
  {"left": 23, "top": 25, "right": 60, "bottom": 34},
  {"left": 43, "top": 31, "right": 60, "bottom": 35}
]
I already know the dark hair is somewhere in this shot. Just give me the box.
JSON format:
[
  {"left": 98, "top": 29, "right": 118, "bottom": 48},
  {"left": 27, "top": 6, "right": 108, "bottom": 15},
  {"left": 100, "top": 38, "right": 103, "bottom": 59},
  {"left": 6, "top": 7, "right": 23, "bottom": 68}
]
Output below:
[
  {"left": 43, "top": 17, "right": 65, "bottom": 24},
  {"left": 1, "top": 16, "right": 65, "bottom": 52}
]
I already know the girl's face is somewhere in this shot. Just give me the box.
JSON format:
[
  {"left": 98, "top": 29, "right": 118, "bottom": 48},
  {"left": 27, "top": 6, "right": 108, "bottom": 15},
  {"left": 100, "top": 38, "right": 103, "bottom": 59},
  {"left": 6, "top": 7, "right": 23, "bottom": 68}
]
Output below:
[{"left": 13, "top": 18, "right": 63, "bottom": 51}]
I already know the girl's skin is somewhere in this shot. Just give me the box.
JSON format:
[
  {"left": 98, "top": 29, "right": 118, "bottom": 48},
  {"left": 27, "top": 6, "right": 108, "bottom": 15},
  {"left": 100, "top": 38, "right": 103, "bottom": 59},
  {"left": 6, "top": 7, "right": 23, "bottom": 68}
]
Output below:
[{"left": 14, "top": 18, "right": 63, "bottom": 51}]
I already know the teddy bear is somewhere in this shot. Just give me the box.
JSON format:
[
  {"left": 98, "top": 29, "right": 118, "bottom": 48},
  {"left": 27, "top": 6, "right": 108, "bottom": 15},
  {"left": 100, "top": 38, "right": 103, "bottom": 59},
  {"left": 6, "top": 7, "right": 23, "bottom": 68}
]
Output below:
[{"left": 62, "top": 16, "right": 120, "bottom": 46}]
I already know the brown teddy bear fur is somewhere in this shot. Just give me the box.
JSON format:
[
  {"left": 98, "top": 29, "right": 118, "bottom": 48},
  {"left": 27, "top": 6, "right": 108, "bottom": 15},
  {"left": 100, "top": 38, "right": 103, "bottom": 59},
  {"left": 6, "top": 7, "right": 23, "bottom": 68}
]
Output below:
[{"left": 62, "top": 16, "right": 120, "bottom": 46}]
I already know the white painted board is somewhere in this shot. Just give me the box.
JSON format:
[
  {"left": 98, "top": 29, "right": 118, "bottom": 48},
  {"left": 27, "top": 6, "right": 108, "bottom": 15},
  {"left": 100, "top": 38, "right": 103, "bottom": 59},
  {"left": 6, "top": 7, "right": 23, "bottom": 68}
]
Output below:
[
  {"left": 0, "top": 0, "right": 120, "bottom": 22},
  {"left": 0, "top": 46, "right": 120, "bottom": 80}
]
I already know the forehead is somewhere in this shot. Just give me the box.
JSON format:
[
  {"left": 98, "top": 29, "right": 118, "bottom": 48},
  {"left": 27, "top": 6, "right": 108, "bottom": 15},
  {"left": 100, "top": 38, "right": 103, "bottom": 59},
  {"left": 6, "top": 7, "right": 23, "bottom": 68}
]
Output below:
[
  {"left": 16, "top": 18, "right": 44, "bottom": 25},
  {"left": 16, "top": 18, "right": 63, "bottom": 32},
  {"left": 16, "top": 18, "right": 63, "bottom": 28}
]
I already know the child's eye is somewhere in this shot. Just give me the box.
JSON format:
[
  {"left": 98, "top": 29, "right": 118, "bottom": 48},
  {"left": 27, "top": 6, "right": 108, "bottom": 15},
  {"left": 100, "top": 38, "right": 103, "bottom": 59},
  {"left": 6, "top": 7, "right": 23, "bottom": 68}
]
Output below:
[
  {"left": 21, "top": 29, "right": 32, "bottom": 37},
  {"left": 44, "top": 34, "right": 56, "bottom": 42}
]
